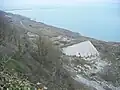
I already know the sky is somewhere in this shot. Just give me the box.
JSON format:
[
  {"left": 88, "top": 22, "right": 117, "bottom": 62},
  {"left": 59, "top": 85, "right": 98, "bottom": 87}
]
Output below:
[{"left": 1, "top": 0, "right": 119, "bottom": 8}]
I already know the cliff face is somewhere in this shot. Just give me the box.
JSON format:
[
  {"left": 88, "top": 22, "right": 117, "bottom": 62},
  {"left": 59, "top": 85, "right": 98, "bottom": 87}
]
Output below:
[{"left": 0, "top": 10, "right": 120, "bottom": 90}]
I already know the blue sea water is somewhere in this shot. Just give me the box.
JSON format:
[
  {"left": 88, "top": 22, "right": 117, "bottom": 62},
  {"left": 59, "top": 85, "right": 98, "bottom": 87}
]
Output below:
[{"left": 5, "top": 4, "right": 120, "bottom": 42}]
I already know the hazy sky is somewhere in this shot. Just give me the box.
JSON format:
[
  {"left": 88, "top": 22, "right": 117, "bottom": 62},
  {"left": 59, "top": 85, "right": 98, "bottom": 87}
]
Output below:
[
  {"left": 0, "top": 0, "right": 119, "bottom": 9},
  {"left": 2, "top": 0, "right": 119, "bottom": 6}
]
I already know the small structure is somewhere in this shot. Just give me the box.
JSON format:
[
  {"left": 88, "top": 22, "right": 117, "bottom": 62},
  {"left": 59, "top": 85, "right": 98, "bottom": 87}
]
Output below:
[
  {"left": 36, "top": 82, "right": 47, "bottom": 90},
  {"left": 27, "top": 32, "right": 38, "bottom": 38},
  {"left": 62, "top": 41, "right": 99, "bottom": 60}
]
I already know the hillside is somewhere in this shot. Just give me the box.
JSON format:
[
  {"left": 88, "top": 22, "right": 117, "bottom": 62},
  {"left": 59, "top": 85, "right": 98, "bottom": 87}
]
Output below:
[
  {"left": 0, "top": 10, "right": 120, "bottom": 90},
  {"left": 0, "top": 10, "right": 88, "bottom": 90}
]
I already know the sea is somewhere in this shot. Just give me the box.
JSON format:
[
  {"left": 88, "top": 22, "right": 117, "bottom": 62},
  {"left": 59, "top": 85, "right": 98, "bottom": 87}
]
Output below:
[{"left": 3, "top": 3, "right": 120, "bottom": 42}]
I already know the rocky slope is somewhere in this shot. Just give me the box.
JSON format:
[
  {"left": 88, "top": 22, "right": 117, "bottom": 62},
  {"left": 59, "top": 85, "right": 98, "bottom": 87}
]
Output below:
[{"left": 0, "top": 10, "right": 120, "bottom": 90}]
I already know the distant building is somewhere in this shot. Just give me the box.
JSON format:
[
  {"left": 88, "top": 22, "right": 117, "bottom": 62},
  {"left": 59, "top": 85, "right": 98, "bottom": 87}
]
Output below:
[
  {"left": 36, "top": 82, "right": 48, "bottom": 90},
  {"left": 27, "top": 32, "right": 38, "bottom": 38},
  {"left": 62, "top": 41, "right": 99, "bottom": 60}
]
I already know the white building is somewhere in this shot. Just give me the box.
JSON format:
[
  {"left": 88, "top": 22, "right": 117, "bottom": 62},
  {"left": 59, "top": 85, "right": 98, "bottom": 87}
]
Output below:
[
  {"left": 62, "top": 41, "right": 99, "bottom": 60},
  {"left": 27, "top": 32, "right": 38, "bottom": 38}
]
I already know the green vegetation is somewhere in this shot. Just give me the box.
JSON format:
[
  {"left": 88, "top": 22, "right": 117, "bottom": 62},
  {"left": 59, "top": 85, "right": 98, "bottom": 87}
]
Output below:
[
  {"left": 0, "top": 56, "right": 33, "bottom": 90},
  {"left": 0, "top": 10, "right": 77, "bottom": 89}
]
